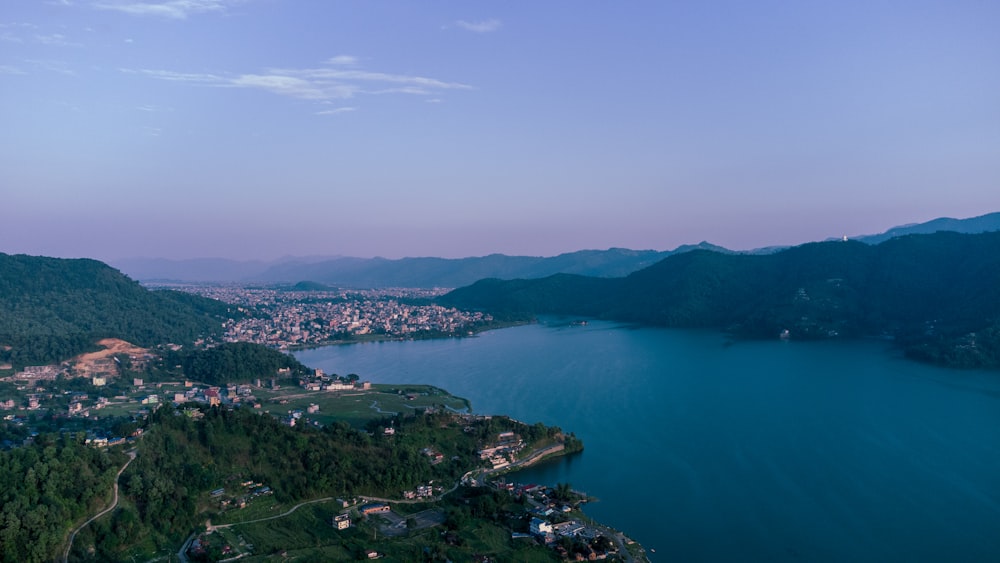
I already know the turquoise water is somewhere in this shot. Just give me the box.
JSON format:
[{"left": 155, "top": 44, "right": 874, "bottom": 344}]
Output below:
[{"left": 295, "top": 320, "right": 1000, "bottom": 561}]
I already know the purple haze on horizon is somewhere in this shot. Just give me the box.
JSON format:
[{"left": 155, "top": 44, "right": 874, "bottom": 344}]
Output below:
[{"left": 2, "top": 1, "right": 998, "bottom": 262}]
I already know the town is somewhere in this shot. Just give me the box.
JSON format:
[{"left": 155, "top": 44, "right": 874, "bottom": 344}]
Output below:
[{"left": 161, "top": 283, "right": 495, "bottom": 348}]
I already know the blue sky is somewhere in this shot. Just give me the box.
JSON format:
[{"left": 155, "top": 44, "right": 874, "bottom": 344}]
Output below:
[{"left": 2, "top": 0, "right": 998, "bottom": 260}]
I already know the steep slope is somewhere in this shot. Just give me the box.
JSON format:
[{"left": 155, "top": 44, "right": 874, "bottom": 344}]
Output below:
[
  {"left": 0, "top": 253, "right": 232, "bottom": 368},
  {"left": 441, "top": 231, "right": 1000, "bottom": 368}
]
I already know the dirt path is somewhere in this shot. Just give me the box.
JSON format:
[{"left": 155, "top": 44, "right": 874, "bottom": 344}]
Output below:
[
  {"left": 208, "top": 497, "right": 336, "bottom": 531},
  {"left": 63, "top": 450, "right": 137, "bottom": 563}
]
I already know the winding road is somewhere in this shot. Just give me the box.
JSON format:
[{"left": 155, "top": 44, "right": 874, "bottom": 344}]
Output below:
[
  {"left": 174, "top": 441, "right": 578, "bottom": 560},
  {"left": 63, "top": 450, "right": 137, "bottom": 563}
]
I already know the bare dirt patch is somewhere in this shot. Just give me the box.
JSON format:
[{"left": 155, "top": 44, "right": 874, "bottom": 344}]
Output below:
[{"left": 73, "top": 338, "right": 149, "bottom": 376}]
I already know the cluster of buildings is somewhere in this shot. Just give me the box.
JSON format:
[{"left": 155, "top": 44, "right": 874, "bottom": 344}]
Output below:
[
  {"left": 214, "top": 480, "right": 274, "bottom": 511},
  {"left": 402, "top": 482, "right": 441, "bottom": 500},
  {"left": 478, "top": 430, "right": 526, "bottom": 469},
  {"left": 171, "top": 380, "right": 260, "bottom": 407},
  {"left": 175, "top": 285, "right": 493, "bottom": 348},
  {"left": 506, "top": 483, "right": 618, "bottom": 560},
  {"left": 298, "top": 369, "right": 372, "bottom": 392}
]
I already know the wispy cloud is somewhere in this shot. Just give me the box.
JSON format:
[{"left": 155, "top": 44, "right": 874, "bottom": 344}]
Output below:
[
  {"left": 123, "top": 58, "right": 472, "bottom": 109},
  {"left": 316, "top": 107, "right": 356, "bottom": 116},
  {"left": 34, "top": 33, "right": 82, "bottom": 47},
  {"left": 230, "top": 74, "right": 331, "bottom": 100},
  {"left": 122, "top": 68, "right": 222, "bottom": 83},
  {"left": 25, "top": 59, "right": 77, "bottom": 76},
  {"left": 0, "top": 22, "right": 38, "bottom": 43},
  {"left": 92, "top": 0, "right": 239, "bottom": 19},
  {"left": 0, "top": 65, "right": 27, "bottom": 75},
  {"left": 326, "top": 55, "right": 358, "bottom": 66},
  {"left": 455, "top": 19, "right": 502, "bottom": 33}
]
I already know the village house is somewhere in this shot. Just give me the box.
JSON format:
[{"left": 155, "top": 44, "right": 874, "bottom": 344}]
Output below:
[{"left": 359, "top": 503, "right": 390, "bottom": 516}]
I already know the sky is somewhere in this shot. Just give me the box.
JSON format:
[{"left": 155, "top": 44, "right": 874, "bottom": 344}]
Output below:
[{"left": 2, "top": 0, "right": 998, "bottom": 261}]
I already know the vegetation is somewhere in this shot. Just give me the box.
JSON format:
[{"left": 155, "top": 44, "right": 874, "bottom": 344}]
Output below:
[
  {"left": 441, "top": 231, "right": 1000, "bottom": 369},
  {"left": 0, "top": 253, "right": 235, "bottom": 369},
  {"left": 165, "top": 342, "right": 311, "bottom": 385},
  {"left": 51, "top": 403, "right": 575, "bottom": 561},
  {"left": 0, "top": 433, "right": 128, "bottom": 563}
]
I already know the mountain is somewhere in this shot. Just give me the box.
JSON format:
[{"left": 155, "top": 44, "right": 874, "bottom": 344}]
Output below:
[
  {"left": 107, "top": 212, "right": 1000, "bottom": 285},
  {"left": 854, "top": 211, "right": 1000, "bottom": 244},
  {"left": 440, "top": 231, "right": 1000, "bottom": 369},
  {"left": 108, "top": 255, "right": 341, "bottom": 282},
  {"left": 0, "top": 253, "right": 234, "bottom": 368},
  {"left": 253, "top": 243, "right": 730, "bottom": 287},
  {"left": 108, "top": 257, "right": 274, "bottom": 282}
]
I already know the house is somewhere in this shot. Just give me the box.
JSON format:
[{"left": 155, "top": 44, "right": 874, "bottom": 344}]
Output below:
[
  {"left": 204, "top": 389, "right": 221, "bottom": 406},
  {"left": 359, "top": 503, "right": 390, "bottom": 516},
  {"left": 530, "top": 517, "right": 553, "bottom": 536},
  {"left": 333, "top": 514, "right": 351, "bottom": 529}
]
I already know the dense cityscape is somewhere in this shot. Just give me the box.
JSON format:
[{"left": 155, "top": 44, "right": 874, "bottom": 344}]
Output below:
[{"left": 164, "top": 284, "right": 496, "bottom": 348}]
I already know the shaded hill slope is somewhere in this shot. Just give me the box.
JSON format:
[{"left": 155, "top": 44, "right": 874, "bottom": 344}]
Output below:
[
  {"left": 0, "top": 254, "right": 233, "bottom": 368},
  {"left": 441, "top": 232, "right": 1000, "bottom": 368}
]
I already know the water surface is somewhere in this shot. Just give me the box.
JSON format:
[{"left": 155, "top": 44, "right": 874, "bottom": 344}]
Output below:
[{"left": 296, "top": 320, "right": 1000, "bottom": 561}]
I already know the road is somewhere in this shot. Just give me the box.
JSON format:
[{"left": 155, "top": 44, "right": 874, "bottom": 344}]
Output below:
[
  {"left": 175, "top": 441, "right": 576, "bottom": 559},
  {"left": 63, "top": 449, "right": 137, "bottom": 563},
  {"left": 208, "top": 496, "right": 336, "bottom": 531}
]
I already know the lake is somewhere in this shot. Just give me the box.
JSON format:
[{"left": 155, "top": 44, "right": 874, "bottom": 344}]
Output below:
[{"left": 295, "top": 319, "right": 1000, "bottom": 561}]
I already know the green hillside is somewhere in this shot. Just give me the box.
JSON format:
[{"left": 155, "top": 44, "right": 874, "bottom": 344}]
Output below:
[
  {"left": 441, "top": 231, "right": 1000, "bottom": 369},
  {"left": 0, "top": 253, "right": 234, "bottom": 368},
  {"left": 165, "top": 342, "right": 311, "bottom": 385}
]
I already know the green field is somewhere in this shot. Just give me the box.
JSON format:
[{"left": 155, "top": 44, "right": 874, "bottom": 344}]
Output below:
[{"left": 254, "top": 384, "right": 471, "bottom": 429}]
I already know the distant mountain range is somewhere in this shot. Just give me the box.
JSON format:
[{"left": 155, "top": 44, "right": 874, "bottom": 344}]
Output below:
[
  {"left": 111, "top": 244, "right": 729, "bottom": 287},
  {"left": 852, "top": 211, "right": 1000, "bottom": 244},
  {"left": 440, "top": 230, "right": 1000, "bottom": 369},
  {"left": 108, "top": 212, "right": 1000, "bottom": 287}
]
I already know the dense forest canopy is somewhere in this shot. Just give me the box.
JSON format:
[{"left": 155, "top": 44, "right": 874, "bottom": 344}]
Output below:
[
  {"left": 0, "top": 253, "right": 234, "bottom": 368},
  {"left": 165, "top": 342, "right": 311, "bottom": 385},
  {"left": 441, "top": 231, "right": 1000, "bottom": 368},
  {"left": 0, "top": 433, "right": 128, "bottom": 563},
  {"left": 57, "top": 404, "right": 566, "bottom": 561}
]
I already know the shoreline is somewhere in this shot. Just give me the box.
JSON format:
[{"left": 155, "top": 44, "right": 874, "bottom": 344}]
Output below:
[{"left": 281, "top": 319, "right": 533, "bottom": 352}]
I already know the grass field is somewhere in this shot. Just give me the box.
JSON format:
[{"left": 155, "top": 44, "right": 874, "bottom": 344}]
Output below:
[{"left": 254, "top": 384, "right": 470, "bottom": 429}]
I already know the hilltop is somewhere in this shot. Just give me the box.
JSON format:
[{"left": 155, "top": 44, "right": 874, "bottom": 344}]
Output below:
[
  {"left": 0, "top": 253, "right": 235, "bottom": 368},
  {"left": 440, "top": 231, "right": 1000, "bottom": 369}
]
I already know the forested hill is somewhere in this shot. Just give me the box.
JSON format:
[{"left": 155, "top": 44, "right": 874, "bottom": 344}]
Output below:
[
  {"left": 440, "top": 231, "right": 1000, "bottom": 369},
  {"left": 165, "top": 342, "right": 311, "bottom": 385},
  {"left": 0, "top": 253, "right": 233, "bottom": 368}
]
